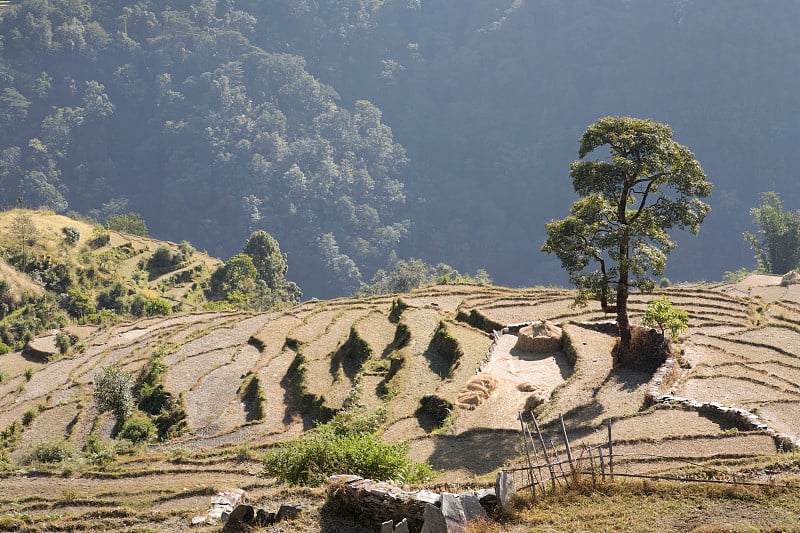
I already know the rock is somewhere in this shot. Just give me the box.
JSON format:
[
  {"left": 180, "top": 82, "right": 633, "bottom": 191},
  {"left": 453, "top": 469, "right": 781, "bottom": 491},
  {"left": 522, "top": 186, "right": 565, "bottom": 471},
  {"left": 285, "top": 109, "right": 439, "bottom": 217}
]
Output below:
[
  {"left": 193, "top": 488, "right": 247, "bottom": 527},
  {"left": 495, "top": 471, "right": 516, "bottom": 509},
  {"left": 514, "top": 320, "right": 563, "bottom": 353},
  {"left": 421, "top": 503, "right": 447, "bottom": 533},
  {"left": 441, "top": 493, "right": 467, "bottom": 532},
  {"left": 781, "top": 270, "right": 800, "bottom": 286},
  {"left": 223, "top": 505, "right": 255, "bottom": 532},
  {"left": 191, "top": 515, "right": 207, "bottom": 526},
  {"left": 461, "top": 495, "right": 488, "bottom": 523},
  {"left": 276, "top": 503, "right": 308, "bottom": 522},
  {"left": 382, "top": 520, "right": 395, "bottom": 533},
  {"left": 255, "top": 509, "right": 276, "bottom": 526},
  {"left": 394, "top": 518, "right": 410, "bottom": 533}
]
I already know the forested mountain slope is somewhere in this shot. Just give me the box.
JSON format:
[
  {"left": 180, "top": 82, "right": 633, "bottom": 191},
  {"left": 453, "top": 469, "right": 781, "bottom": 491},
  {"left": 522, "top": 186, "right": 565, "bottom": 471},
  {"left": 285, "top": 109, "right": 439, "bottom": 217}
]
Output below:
[{"left": 2, "top": 1, "right": 800, "bottom": 296}]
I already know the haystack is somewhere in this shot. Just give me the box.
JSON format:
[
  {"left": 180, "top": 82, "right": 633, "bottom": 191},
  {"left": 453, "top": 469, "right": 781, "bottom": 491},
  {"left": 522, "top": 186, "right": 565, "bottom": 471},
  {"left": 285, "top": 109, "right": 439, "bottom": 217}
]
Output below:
[
  {"left": 514, "top": 320, "right": 562, "bottom": 353},
  {"left": 456, "top": 373, "right": 498, "bottom": 410}
]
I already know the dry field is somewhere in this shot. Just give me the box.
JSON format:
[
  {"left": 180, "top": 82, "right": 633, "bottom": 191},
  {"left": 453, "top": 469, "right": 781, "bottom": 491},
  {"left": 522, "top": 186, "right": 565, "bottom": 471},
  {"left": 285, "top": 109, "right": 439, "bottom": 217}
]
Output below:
[{"left": 1, "top": 277, "right": 800, "bottom": 530}]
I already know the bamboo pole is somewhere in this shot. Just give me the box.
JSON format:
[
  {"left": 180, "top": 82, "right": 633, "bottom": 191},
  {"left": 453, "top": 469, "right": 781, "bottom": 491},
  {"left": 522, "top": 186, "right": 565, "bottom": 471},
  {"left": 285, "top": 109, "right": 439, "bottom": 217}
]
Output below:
[
  {"left": 531, "top": 412, "right": 558, "bottom": 490},
  {"left": 607, "top": 418, "right": 614, "bottom": 481},
  {"left": 560, "top": 413, "right": 574, "bottom": 470},
  {"left": 518, "top": 412, "right": 537, "bottom": 500}
]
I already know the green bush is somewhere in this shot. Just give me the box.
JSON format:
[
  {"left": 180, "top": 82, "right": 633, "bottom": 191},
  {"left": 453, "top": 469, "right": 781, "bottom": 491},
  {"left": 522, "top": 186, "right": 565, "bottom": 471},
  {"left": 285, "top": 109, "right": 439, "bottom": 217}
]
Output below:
[
  {"left": 94, "top": 363, "right": 135, "bottom": 423},
  {"left": 84, "top": 435, "right": 116, "bottom": 466},
  {"left": 25, "top": 441, "right": 74, "bottom": 464},
  {"left": 118, "top": 414, "right": 156, "bottom": 444},
  {"left": 642, "top": 296, "right": 689, "bottom": 340},
  {"left": 21, "top": 409, "right": 37, "bottom": 426},
  {"left": 144, "top": 298, "right": 171, "bottom": 317},
  {"left": 0, "top": 341, "right": 10, "bottom": 356},
  {"left": 61, "top": 226, "right": 80, "bottom": 245},
  {"left": 88, "top": 226, "right": 111, "bottom": 248},
  {"left": 262, "top": 425, "right": 434, "bottom": 486}
]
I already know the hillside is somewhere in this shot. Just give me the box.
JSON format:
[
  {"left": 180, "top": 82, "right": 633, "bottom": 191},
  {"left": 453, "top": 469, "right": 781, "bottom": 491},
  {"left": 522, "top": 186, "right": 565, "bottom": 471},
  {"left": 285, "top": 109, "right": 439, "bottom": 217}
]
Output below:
[
  {"left": 0, "top": 209, "right": 220, "bottom": 354},
  {"left": 1, "top": 277, "right": 799, "bottom": 530}
]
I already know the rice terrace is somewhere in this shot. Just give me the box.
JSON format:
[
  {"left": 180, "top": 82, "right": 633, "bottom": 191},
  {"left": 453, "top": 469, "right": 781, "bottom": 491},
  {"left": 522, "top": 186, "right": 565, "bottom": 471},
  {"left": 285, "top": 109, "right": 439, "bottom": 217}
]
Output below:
[{"left": 2, "top": 273, "right": 800, "bottom": 531}]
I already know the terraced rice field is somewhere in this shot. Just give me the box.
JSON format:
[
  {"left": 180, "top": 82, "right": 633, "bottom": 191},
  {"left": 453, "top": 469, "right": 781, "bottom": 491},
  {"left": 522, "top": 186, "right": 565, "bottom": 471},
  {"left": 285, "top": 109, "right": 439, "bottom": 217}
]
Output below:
[{"left": 2, "top": 277, "right": 800, "bottom": 529}]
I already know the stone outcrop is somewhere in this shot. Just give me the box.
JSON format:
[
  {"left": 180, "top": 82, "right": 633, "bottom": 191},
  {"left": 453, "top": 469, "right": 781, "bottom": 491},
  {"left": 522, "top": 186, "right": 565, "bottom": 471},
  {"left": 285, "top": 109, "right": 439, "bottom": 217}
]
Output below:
[{"left": 514, "top": 320, "right": 562, "bottom": 353}]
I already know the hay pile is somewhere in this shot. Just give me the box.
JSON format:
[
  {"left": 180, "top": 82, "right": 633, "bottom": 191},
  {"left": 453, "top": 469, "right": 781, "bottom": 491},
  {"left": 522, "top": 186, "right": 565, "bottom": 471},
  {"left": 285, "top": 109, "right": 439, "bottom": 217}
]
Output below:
[
  {"left": 514, "top": 320, "right": 562, "bottom": 353},
  {"left": 456, "top": 374, "right": 498, "bottom": 409}
]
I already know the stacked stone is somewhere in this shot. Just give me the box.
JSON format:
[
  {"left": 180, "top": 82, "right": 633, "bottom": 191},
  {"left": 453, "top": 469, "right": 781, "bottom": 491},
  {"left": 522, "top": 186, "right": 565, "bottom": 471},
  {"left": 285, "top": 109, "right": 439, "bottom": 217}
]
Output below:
[
  {"left": 328, "top": 475, "right": 496, "bottom": 531},
  {"left": 646, "top": 356, "right": 800, "bottom": 451}
]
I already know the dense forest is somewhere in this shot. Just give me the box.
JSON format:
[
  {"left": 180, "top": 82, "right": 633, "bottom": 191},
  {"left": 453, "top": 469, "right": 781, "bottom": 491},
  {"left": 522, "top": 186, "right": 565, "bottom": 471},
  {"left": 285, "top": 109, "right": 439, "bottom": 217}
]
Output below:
[{"left": 1, "top": 0, "right": 799, "bottom": 297}]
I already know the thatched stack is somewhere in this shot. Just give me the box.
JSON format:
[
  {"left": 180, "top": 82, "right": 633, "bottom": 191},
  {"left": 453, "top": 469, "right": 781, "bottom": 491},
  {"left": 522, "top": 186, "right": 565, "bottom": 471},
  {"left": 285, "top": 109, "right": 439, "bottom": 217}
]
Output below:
[{"left": 514, "top": 320, "right": 562, "bottom": 353}]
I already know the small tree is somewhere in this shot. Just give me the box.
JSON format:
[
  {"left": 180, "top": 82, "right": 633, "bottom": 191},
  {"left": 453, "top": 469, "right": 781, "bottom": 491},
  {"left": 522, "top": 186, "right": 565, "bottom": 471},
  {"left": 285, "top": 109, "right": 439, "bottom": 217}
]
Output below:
[
  {"left": 9, "top": 212, "right": 39, "bottom": 272},
  {"left": 243, "top": 230, "right": 288, "bottom": 290},
  {"left": 542, "top": 117, "right": 711, "bottom": 360},
  {"left": 744, "top": 191, "right": 800, "bottom": 274},
  {"left": 642, "top": 297, "right": 689, "bottom": 340},
  {"left": 94, "top": 364, "right": 135, "bottom": 424}
]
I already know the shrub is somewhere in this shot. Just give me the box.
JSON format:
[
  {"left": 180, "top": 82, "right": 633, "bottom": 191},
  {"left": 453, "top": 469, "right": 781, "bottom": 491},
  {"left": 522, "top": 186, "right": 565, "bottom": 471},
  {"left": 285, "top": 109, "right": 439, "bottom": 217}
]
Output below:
[
  {"left": 0, "top": 341, "right": 9, "bottom": 356},
  {"left": 642, "top": 296, "right": 689, "bottom": 340},
  {"left": 88, "top": 226, "right": 110, "bottom": 248},
  {"left": 24, "top": 368, "right": 33, "bottom": 380},
  {"left": 55, "top": 332, "right": 71, "bottom": 355},
  {"left": 21, "top": 409, "right": 37, "bottom": 426},
  {"left": 84, "top": 435, "right": 116, "bottom": 466},
  {"left": 144, "top": 298, "right": 171, "bottom": 317},
  {"left": 147, "top": 245, "right": 178, "bottom": 275},
  {"left": 94, "top": 363, "right": 135, "bottom": 424},
  {"left": 262, "top": 425, "right": 433, "bottom": 486},
  {"left": 25, "top": 441, "right": 74, "bottom": 464},
  {"left": 118, "top": 414, "right": 156, "bottom": 444},
  {"left": 61, "top": 226, "right": 80, "bottom": 245}
]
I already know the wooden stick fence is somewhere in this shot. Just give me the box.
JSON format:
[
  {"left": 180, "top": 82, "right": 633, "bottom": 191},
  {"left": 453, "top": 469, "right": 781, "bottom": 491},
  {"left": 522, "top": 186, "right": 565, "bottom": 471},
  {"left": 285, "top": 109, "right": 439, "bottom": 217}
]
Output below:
[
  {"left": 509, "top": 412, "right": 799, "bottom": 493},
  {"left": 509, "top": 412, "right": 616, "bottom": 496}
]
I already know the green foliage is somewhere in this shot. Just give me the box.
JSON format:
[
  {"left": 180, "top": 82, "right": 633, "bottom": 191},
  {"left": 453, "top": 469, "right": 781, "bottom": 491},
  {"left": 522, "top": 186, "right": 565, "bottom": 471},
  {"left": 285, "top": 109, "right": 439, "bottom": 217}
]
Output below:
[
  {"left": 542, "top": 117, "right": 711, "bottom": 353},
  {"left": 261, "top": 408, "right": 433, "bottom": 486},
  {"left": 643, "top": 297, "right": 689, "bottom": 339},
  {"left": 8, "top": 212, "right": 39, "bottom": 272},
  {"left": 84, "top": 435, "right": 116, "bottom": 466},
  {"left": 54, "top": 332, "right": 71, "bottom": 354},
  {"left": 744, "top": 192, "right": 800, "bottom": 274},
  {"left": 93, "top": 363, "right": 134, "bottom": 424},
  {"left": 147, "top": 245, "right": 180, "bottom": 276},
  {"left": 21, "top": 408, "right": 37, "bottom": 426},
  {"left": 88, "top": 226, "right": 111, "bottom": 249},
  {"left": 136, "top": 350, "right": 188, "bottom": 440},
  {"left": 211, "top": 253, "right": 258, "bottom": 297},
  {"left": 24, "top": 441, "right": 74, "bottom": 465},
  {"left": 106, "top": 212, "right": 149, "bottom": 237},
  {"left": 243, "top": 230, "right": 288, "bottom": 290},
  {"left": 118, "top": 413, "right": 156, "bottom": 444},
  {"left": 61, "top": 226, "right": 80, "bottom": 245},
  {"left": 0, "top": 342, "right": 10, "bottom": 355},
  {"left": 144, "top": 298, "right": 171, "bottom": 317},
  {"left": 24, "top": 367, "right": 33, "bottom": 380},
  {"left": 723, "top": 268, "right": 753, "bottom": 283},
  {"left": 358, "top": 258, "right": 490, "bottom": 296}
]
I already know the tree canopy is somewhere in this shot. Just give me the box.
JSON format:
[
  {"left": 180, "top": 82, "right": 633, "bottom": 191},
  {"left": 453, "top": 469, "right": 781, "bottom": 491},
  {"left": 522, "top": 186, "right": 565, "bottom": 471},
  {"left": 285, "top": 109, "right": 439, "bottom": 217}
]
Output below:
[{"left": 542, "top": 116, "right": 711, "bottom": 358}]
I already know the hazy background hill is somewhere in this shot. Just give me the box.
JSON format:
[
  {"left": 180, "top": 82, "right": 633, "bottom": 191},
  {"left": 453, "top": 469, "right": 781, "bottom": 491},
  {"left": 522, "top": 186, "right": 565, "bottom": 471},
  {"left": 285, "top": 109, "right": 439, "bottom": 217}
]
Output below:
[{"left": 1, "top": 0, "right": 798, "bottom": 297}]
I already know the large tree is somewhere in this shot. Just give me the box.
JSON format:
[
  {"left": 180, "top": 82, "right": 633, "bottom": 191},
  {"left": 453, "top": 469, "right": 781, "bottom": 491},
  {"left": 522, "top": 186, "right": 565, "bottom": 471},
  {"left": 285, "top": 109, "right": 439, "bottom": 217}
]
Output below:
[{"left": 542, "top": 116, "right": 712, "bottom": 360}]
